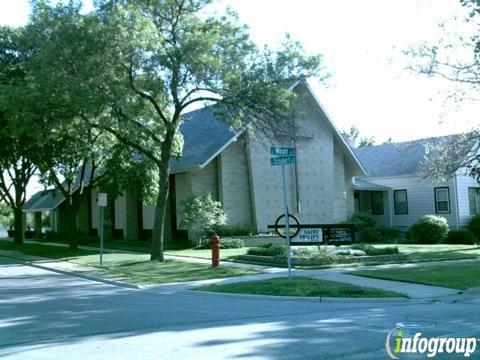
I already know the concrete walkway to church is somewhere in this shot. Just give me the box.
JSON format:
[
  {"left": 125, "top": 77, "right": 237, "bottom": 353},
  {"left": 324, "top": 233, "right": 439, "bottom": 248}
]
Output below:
[{"left": 0, "top": 238, "right": 466, "bottom": 300}]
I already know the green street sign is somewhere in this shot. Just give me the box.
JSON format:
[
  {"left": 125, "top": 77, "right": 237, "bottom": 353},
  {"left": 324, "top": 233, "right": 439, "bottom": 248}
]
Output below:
[
  {"left": 271, "top": 146, "right": 296, "bottom": 156},
  {"left": 270, "top": 155, "right": 296, "bottom": 166}
]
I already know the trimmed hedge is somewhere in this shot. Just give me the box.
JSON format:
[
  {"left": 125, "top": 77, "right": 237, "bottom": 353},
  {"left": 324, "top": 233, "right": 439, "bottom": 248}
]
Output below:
[
  {"left": 348, "top": 213, "right": 376, "bottom": 231},
  {"left": 196, "top": 237, "right": 245, "bottom": 249},
  {"left": 443, "top": 230, "right": 475, "bottom": 245},
  {"left": 409, "top": 215, "right": 449, "bottom": 244},
  {"left": 207, "top": 224, "right": 255, "bottom": 237},
  {"left": 247, "top": 244, "right": 286, "bottom": 256},
  {"left": 359, "top": 226, "right": 402, "bottom": 244}
]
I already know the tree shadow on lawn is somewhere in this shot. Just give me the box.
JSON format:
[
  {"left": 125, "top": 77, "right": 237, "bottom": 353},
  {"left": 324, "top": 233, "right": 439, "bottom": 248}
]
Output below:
[{"left": 2, "top": 261, "right": 480, "bottom": 359}]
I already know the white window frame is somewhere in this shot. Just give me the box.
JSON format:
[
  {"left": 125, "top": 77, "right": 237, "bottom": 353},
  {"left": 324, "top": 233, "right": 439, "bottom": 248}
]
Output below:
[{"left": 434, "top": 187, "right": 450, "bottom": 214}]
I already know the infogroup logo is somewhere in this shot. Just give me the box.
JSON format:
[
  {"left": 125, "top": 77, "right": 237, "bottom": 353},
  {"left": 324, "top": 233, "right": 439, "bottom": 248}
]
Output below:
[{"left": 385, "top": 327, "right": 478, "bottom": 359}]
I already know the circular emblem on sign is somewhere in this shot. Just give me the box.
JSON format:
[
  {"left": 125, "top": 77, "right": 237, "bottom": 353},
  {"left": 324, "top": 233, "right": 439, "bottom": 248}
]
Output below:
[{"left": 274, "top": 214, "right": 300, "bottom": 238}]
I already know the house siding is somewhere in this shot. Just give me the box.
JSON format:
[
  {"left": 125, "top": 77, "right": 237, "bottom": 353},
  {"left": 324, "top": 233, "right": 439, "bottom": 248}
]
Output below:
[
  {"left": 456, "top": 173, "right": 480, "bottom": 227},
  {"left": 366, "top": 175, "right": 458, "bottom": 230}
]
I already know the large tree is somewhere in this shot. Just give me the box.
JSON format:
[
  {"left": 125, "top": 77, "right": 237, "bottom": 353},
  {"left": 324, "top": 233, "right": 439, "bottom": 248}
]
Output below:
[
  {"left": 407, "top": 0, "right": 480, "bottom": 178},
  {"left": 0, "top": 26, "right": 40, "bottom": 245},
  {"left": 27, "top": 0, "right": 325, "bottom": 261}
]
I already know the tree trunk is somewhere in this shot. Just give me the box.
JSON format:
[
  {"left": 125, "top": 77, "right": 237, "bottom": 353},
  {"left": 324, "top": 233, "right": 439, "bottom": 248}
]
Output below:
[
  {"left": 65, "top": 204, "right": 79, "bottom": 250},
  {"left": 151, "top": 167, "right": 169, "bottom": 261},
  {"left": 13, "top": 207, "right": 24, "bottom": 245},
  {"left": 150, "top": 127, "right": 176, "bottom": 262}
]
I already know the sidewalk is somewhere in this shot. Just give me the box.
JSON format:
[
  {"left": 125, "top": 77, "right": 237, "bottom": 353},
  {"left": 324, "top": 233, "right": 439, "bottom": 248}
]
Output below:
[{"left": 1, "top": 239, "right": 465, "bottom": 300}]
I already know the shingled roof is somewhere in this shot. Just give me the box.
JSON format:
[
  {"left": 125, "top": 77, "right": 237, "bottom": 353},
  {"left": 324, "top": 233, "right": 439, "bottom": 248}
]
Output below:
[
  {"left": 170, "top": 106, "right": 242, "bottom": 173},
  {"left": 354, "top": 135, "right": 456, "bottom": 177}
]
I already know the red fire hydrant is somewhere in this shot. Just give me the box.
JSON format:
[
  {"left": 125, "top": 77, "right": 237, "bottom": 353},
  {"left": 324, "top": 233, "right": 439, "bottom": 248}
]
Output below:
[{"left": 211, "top": 233, "right": 220, "bottom": 268}]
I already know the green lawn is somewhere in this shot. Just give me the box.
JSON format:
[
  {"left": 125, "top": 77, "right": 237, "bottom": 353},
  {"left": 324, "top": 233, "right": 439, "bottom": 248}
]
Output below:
[
  {"left": 197, "top": 276, "right": 407, "bottom": 298},
  {"left": 164, "top": 247, "right": 248, "bottom": 260},
  {"left": 373, "top": 244, "right": 479, "bottom": 254},
  {"left": 0, "top": 240, "right": 95, "bottom": 259},
  {"left": 353, "top": 261, "right": 480, "bottom": 290},
  {"left": 69, "top": 253, "right": 256, "bottom": 284}
]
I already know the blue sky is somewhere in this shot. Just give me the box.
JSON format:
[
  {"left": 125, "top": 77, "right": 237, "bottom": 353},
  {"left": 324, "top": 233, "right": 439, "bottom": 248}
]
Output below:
[{"left": 0, "top": 0, "right": 478, "bottom": 144}]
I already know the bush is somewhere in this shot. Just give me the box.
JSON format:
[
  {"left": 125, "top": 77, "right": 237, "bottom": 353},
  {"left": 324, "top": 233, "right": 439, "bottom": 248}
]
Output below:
[
  {"left": 469, "top": 215, "right": 480, "bottom": 240},
  {"left": 409, "top": 215, "right": 449, "bottom": 244},
  {"left": 247, "top": 244, "right": 286, "bottom": 256},
  {"left": 359, "top": 226, "right": 402, "bottom": 244},
  {"left": 207, "top": 224, "right": 255, "bottom": 237},
  {"left": 443, "top": 230, "right": 475, "bottom": 245},
  {"left": 348, "top": 213, "right": 376, "bottom": 231},
  {"left": 196, "top": 237, "right": 245, "bottom": 249},
  {"left": 352, "top": 244, "right": 399, "bottom": 256}
]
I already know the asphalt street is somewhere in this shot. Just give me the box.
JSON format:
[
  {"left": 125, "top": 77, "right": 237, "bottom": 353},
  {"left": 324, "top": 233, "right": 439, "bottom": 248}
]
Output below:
[{"left": 1, "top": 257, "right": 480, "bottom": 359}]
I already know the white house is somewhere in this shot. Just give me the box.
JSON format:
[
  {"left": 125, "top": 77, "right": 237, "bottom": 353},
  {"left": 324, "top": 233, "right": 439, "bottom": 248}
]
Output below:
[
  {"left": 23, "top": 80, "right": 366, "bottom": 242},
  {"left": 353, "top": 138, "right": 480, "bottom": 230}
]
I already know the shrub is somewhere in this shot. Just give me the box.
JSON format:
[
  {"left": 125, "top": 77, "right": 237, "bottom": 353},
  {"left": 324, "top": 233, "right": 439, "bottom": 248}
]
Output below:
[
  {"left": 443, "top": 230, "right": 475, "bottom": 245},
  {"left": 469, "top": 215, "right": 480, "bottom": 240},
  {"left": 409, "top": 215, "right": 449, "bottom": 244},
  {"left": 359, "top": 226, "right": 402, "bottom": 243},
  {"left": 207, "top": 224, "right": 255, "bottom": 237},
  {"left": 196, "top": 237, "right": 245, "bottom": 249},
  {"left": 247, "top": 244, "right": 286, "bottom": 256},
  {"left": 352, "top": 244, "right": 399, "bottom": 256},
  {"left": 348, "top": 213, "right": 376, "bottom": 231},
  {"left": 181, "top": 193, "right": 227, "bottom": 243},
  {"left": 44, "top": 230, "right": 57, "bottom": 240}
]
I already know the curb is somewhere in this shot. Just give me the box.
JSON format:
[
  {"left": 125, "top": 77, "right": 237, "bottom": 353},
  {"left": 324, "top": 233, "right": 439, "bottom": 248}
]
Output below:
[
  {"left": 0, "top": 255, "right": 140, "bottom": 290},
  {"left": 188, "top": 288, "right": 411, "bottom": 303}
]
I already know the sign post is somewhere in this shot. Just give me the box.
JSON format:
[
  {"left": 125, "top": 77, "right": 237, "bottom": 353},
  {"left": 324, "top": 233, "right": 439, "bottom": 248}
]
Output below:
[
  {"left": 271, "top": 146, "right": 296, "bottom": 279},
  {"left": 97, "top": 193, "right": 108, "bottom": 266}
]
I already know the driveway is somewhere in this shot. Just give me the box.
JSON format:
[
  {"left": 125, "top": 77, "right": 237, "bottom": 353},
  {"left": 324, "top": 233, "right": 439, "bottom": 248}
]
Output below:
[{"left": 1, "top": 257, "right": 480, "bottom": 359}]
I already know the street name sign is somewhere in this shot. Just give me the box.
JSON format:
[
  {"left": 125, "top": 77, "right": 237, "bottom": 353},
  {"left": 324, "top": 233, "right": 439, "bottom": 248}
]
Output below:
[
  {"left": 271, "top": 146, "right": 296, "bottom": 156},
  {"left": 270, "top": 156, "right": 295, "bottom": 166}
]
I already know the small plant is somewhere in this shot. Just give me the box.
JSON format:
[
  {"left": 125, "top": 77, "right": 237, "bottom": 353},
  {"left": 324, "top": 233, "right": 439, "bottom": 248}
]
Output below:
[
  {"left": 196, "top": 237, "right": 245, "bottom": 249},
  {"left": 247, "top": 244, "right": 286, "bottom": 256},
  {"left": 443, "top": 230, "right": 475, "bottom": 245},
  {"left": 409, "top": 215, "right": 449, "bottom": 244},
  {"left": 469, "top": 215, "right": 480, "bottom": 240},
  {"left": 348, "top": 213, "right": 376, "bottom": 231},
  {"left": 181, "top": 193, "right": 227, "bottom": 244}
]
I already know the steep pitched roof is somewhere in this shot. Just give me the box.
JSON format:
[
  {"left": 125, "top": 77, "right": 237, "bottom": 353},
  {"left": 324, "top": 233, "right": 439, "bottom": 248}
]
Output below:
[
  {"left": 170, "top": 106, "right": 242, "bottom": 173},
  {"left": 22, "top": 189, "right": 65, "bottom": 212},
  {"left": 171, "top": 80, "right": 366, "bottom": 175},
  {"left": 354, "top": 135, "right": 456, "bottom": 177}
]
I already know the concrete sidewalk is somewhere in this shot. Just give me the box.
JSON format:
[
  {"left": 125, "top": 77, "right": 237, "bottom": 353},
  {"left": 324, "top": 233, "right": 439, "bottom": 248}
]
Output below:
[{"left": 1, "top": 239, "right": 466, "bottom": 300}]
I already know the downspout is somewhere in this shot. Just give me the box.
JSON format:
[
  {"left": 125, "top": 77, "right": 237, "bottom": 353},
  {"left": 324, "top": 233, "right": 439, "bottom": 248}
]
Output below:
[
  {"left": 388, "top": 188, "right": 394, "bottom": 227},
  {"left": 453, "top": 174, "right": 460, "bottom": 230}
]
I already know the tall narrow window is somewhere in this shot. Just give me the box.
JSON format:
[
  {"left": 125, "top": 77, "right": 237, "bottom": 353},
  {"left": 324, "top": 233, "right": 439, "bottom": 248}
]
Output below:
[
  {"left": 394, "top": 190, "right": 408, "bottom": 215},
  {"left": 371, "top": 192, "right": 384, "bottom": 215},
  {"left": 469, "top": 188, "right": 480, "bottom": 215},
  {"left": 434, "top": 187, "right": 450, "bottom": 214}
]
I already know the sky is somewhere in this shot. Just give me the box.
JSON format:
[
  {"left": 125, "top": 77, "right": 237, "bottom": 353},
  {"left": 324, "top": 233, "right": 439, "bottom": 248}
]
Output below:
[{"left": 0, "top": 0, "right": 479, "bottom": 145}]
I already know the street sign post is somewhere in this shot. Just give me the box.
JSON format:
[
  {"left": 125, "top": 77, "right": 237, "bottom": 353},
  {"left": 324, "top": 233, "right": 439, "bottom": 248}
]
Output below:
[
  {"left": 97, "top": 193, "right": 108, "bottom": 266},
  {"left": 270, "top": 146, "right": 296, "bottom": 279}
]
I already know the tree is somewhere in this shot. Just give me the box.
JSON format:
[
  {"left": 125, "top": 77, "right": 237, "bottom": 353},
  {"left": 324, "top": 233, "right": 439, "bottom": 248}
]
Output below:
[
  {"left": 406, "top": 0, "right": 480, "bottom": 178},
  {"left": 26, "top": 0, "right": 325, "bottom": 261},
  {"left": 341, "top": 125, "right": 376, "bottom": 147},
  {"left": 0, "top": 26, "right": 40, "bottom": 245}
]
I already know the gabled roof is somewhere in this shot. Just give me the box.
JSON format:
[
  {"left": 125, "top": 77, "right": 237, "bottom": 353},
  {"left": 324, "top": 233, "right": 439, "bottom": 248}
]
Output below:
[
  {"left": 23, "top": 165, "right": 97, "bottom": 212},
  {"left": 22, "top": 189, "right": 65, "bottom": 212},
  {"left": 171, "top": 80, "right": 366, "bottom": 175},
  {"left": 170, "top": 106, "right": 242, "bottom": 173},
  {"left": 354, "top": 135, "right": 457, "bottom": 178}
]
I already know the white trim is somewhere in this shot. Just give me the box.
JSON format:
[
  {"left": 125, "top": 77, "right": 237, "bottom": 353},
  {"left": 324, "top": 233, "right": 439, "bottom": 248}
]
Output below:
[
  {"left": 301, "top": 80, "right": 367, "bottom": 175},
  {"left": 198, "top": 131, "right": 244, "bottom": 169},
  {"left": 453, "top": 174, "right": 460, "bottom": 230}
]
